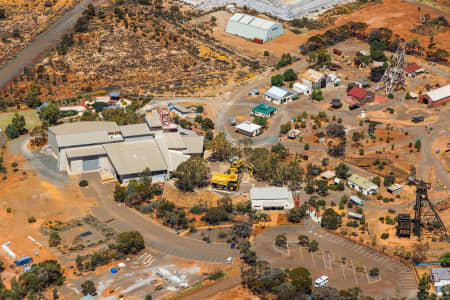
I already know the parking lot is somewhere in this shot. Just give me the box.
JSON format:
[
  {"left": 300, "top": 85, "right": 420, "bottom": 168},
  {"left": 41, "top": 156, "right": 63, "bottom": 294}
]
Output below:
[{"left": 253, "top": 223, "right": 418, "bottom": 299}]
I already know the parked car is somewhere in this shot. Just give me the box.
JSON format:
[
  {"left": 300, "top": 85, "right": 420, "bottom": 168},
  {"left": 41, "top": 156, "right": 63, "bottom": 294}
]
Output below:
[
  {"left": 314, "top": 275, "right": 329, "bottom": 288},
  {"left": 226, "top": 257, "right": 233, "bottom": 264}
]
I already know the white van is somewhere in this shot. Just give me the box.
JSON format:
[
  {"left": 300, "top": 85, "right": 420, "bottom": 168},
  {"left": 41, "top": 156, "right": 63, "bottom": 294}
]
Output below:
[{"left": 314, "top": 275, "right": 328, "bottom": 288}]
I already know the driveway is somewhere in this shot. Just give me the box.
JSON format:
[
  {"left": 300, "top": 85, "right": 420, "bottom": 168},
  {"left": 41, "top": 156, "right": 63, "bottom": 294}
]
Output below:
[{"left": 81, "top": 173, "right": 238, "bottom": 262}]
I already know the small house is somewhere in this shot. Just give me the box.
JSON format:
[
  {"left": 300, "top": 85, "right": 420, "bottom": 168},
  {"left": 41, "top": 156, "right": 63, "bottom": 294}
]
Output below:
[
  {"left": 405, "top": 62, "right": 424, "bottom": 77},
  {"left": 347, "top": 86, "right": 373, "bottom": 104},
  {"left": 349, "top": 196, "right": 364, "bottom": 206},
  {"left": 347, "top": 174, "right": 378, "bottom": 195},
  {"left": 264, "top": 86, "right": 298, "bottom": 104},
  {"left": 235, "top": 121, "right": 262, "bottom": 137},
  {"left": 251, "top": 104, "right": 277, "bottom": 118},
  {"left": 419, "top": 84, "right": 450, "bottom": 108},
  {"left": 387, "top": 184, "right": 403, "bottom": 194},
  {"left": 320, "top": 170, "right": 335, "bottom": 181},
  {"left": 109, "top": 91, "right": 121, "bottom": 101},
  {"left": 430, "top": 268, "right": 450, "bottom": 296},
  {"left": 293, "top": 82, "right": 311, "bottom": 95},
  {"left": 301, "top": 69, "right": 326, "bottom": 89},
  {"left": 250, "top": 187, "right": 294, "bottom": 210},
  {"left": 170, "top": 104, "right": 192, "bottom": 116},
  {"left": 355, "top": 78, "right": 370, "bottom": 89}
]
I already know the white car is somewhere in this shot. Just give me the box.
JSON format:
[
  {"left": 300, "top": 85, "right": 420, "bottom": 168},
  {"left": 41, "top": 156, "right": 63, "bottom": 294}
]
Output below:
[
  {"left": 314, "top": 275, "right": 328, "bottom": 288},
  {"left": 226, "top": 257, "right": 233, "bottom": 264}
]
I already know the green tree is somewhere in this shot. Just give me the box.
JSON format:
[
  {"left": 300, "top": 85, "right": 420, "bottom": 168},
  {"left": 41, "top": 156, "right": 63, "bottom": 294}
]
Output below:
[
  {"left": 39, "top": 103, "right": 61, "bottom": 125},
  {"left": 370, "top": 40, "right": 387, "bottom": 61},
  {"left": 81, "top": 280, "right": 96, "bottom": 296},
  {"left": 372, "top": 176, "right": 381, "bottom": 186},
  {"left": 201, "top": 118, "right": 214, "bottom": 130},
  {"left": 115, "top": 231, "right": 145, "bottom": 255},
  {"left": 49, "top": 232, "right": 61, "bottom": 247},
  {"left": 275, "top": 234, "right": 287, "bottom": 249},
  {"left": 271, "top": 74, "right": 284, "bottom": 86},
  {"left": 288, "top": 267, "right": 312, "bottom": 295},
  {"left": 308, "top": 240, "right": 319, "bottom": 252},
  {"left": 321, "top": 208, "right": 341, "bottom": 230},
  {"left": 12, "top": 113, "right": 26, "bottom": 132},
  {"left": 287, "top": 206, "right": 307, "bottom": 223},
  {"left": 253, "top": 116, "right": 267, "bottom": 128},
  {"left": 309, "top": 47, "right": 331, "bottom": 66},
  {"left": 298, "top": 235, "right": 309, "bottom": 246},
  {"left": 5, "top": 123, "right": 19, "bottom": 139},
  {"left": 383, "top": 175, "right": 395, "bottom": 186},
  {"left": 283, "top": 69, "right": 298, "bottom": 81},
  {"left": 335, "top": 163, "right": 350, "bottom": 179},
  {"left": 440, "top": 252, "right": 450, "bottom": 267},
  {"left": 113, "top": 185, "right": 127, "bottom": 202},
  {"left": 415, "top": 139, "right": 422, "bottom": 152},
  {"left": 417, "top": 273, "right": 431, "bottom": 300},
  {"left": 311, "top": 90, "right": 324, "bottom": 101},
  {"left": 280, "top": 122, "right": 291, "bottom": 134},
  {"left": 174, "top": 157, "right": 210, "bottom": 191},
  {"left": 207, "top": 132, "right": 238, "bottom": 161}
]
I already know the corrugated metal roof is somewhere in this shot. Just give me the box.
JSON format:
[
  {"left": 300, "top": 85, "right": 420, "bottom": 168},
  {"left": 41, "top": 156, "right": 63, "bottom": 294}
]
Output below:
[
  {"left": 348, "top": 174, "right": 376, "bottom": 190},
  {"left": 250, "top": 187, "right": 292, "bottom": 201},
  {"left": 431, "top": 268, "right": 450, "bottom": 281},
  {"left": 56, "top": 131, "right": 122, "bottom": 148},
  {"left": 119, "top": 124, "right": 151, "bottom": 137},
  {"left": 49, "top": 121, "right": 119, "bottom": 135},
  {"left": 225, "top": 13, "right": 283, "bottom": 42},
  {"left": 235, "top": 121, "right": 262, "bottom": 133},
  {"left": 145, "top": 111, "right": 163, "bottom": 128},
  {"left": 181, "top": 135, "right": 204, "bottom": 155},
  {"left": 66, "top": 146, "right": 106, "bottom": 158},
  {"left": 264, "top": 86, "right": 296, "bottom": 100},
  {"left": 164, "top": 132, "right": 186, "bottom": 149},
  {"left": 103, "top": 140, "right": 167, "bottom": 176},
  {"left": 302, "top": 69, "right": 324, "bottom": 82},
  {"left": 347, "top": 87, "right": 369, "bottom": 100},
  {"left": 425, "top": 84, "right": 450, "bottom": 102},
  {"left": 252, "top": 104, "right": 277, "bottom": 115}
]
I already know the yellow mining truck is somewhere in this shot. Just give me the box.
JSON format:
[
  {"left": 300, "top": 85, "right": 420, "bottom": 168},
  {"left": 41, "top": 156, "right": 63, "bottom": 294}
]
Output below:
[{"left": 210, "top": 173, "right": 239, "bottom": 191}]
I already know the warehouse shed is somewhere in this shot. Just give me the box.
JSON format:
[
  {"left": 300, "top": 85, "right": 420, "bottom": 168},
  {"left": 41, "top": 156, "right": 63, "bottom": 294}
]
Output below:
[
  {"left": 250, "top": 187, "right": 294, "bottom": 210},
  {"left": 225, "top": 13, "right": 284, "bottom": 43}
]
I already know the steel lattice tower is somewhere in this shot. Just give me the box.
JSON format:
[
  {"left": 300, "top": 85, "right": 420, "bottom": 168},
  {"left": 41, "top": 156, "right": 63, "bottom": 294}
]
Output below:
[{"left": 375, "top": 46, "right": 406, "bottom": 95}]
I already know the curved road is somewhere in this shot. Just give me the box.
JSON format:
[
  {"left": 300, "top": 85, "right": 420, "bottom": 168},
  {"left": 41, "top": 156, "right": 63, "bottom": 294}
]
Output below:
[{"left": 0, "top": 0, "right": 107, "bottom": 89}]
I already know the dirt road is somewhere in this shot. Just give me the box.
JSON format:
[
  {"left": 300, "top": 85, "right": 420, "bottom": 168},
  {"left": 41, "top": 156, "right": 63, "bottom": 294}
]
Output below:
[
  {"left": 176, "top": 277, "right": 241, "bottom": 300},
  {"left": 0, "top": 0, "right": 107, "bottom": 89}
]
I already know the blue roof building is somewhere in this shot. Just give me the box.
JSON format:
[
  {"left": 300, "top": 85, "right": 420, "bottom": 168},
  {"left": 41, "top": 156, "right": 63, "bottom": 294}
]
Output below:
[
  {"left": 36, "top": 102, "right": 49, "bottom": 113},
  {"left": 109, "top": 91, "right": 121, "bottom": 100}
]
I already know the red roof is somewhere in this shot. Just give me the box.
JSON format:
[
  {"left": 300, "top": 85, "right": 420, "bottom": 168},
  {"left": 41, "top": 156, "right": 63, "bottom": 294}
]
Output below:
[
  {"left": 348, "top": 87, "right": 369, "bottom": 100},
  {"left": 405, "top": 62, "right": 422, "bottom": 74},
  {"left": 343, "top": 96, "right": 361, "bottom": 106},
  {"left": 374, "top": 94, "right": 388, "bottom": 104}
]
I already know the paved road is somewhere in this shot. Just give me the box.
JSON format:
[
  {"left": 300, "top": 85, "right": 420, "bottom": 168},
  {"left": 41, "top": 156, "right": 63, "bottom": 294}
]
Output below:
[
  {"left": 82, "top": 173, "right": 239, "bottom": 262},
  {"left": 0, "top": 0, "right": 107, "bottom": 89},
  {"left": 253, "top": 222, "right": 418, "bottom": 299}
]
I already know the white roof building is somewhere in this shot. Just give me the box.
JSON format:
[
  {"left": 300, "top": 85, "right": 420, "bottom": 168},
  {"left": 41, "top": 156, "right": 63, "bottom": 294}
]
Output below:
[
  {"left": 250, "top": 187, "right": 294, "bottom": 210},
  {"left": 293, "top": 82, "right": 311, "bottom": 95},
  {"left": 423, "top": 84, "right": 450, "bottom": 102},
  {"left": 263, "top": 86, "right": 298, "bottom": 104},
  {"left": 235, "top": 121, "right": 262, "bottom": 137},
  {"left": 225, "top": 13, "right": 284, "bottom": 43},
  {"left": 431, "top": 268, "right": 450, "bottom": 296}
]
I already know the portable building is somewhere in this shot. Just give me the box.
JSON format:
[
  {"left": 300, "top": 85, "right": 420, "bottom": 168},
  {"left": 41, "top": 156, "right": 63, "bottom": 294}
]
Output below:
[
  {"left": 293, "top": 82, "right": 311, "bottom": 95},
  {"left": 15, "top": 256, "right": 33, "bottom": 266},
  {"left": 387, "top": 184, "right": 403, "bottom": 194},
  {"left": 348, "top": 212, "right": 363, "bottom": 220},
  {"left": 235, "top": 121, "right": 262, "bottom": 137},
  {"left": 225, "top": 13, "right": 284, "bottom": 43},
  {"left": 349, "top": 196, "right": 364, "bottom": 206},
  {"left": 347, "top": 174, "right": 378, "bottom": 195}
]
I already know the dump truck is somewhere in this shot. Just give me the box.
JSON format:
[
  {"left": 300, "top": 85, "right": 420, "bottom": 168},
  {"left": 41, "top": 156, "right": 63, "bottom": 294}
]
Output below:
[{"left": 210, "top": 173, "right": 239, "bottom": 191}]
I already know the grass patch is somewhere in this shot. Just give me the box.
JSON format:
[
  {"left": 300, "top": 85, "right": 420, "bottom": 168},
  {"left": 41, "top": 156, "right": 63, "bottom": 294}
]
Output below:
[{"left": 0, "top": 110, "right": 41, "bottom": 131}]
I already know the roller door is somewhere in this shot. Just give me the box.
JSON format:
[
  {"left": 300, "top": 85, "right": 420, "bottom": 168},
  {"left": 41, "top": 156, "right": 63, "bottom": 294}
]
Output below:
[{"left": 82, "top": 156, "right": 100, "bottom": 171}]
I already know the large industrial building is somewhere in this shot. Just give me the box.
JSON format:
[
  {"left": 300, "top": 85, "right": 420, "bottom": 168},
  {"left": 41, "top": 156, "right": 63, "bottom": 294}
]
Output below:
[
  {"left": 250, "top": 187, "right": 294, "bottom": 210},
  {"left": 225, "top": 13, "right": 284, "bottom": 43},
  {"left": 48, "top": 115, "right": 204, "bottom": 184}
]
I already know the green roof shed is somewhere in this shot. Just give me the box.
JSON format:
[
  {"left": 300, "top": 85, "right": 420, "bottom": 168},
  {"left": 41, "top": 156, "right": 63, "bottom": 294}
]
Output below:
[{"left": 251, "top": 104, "right": 277, "bottom": 118}]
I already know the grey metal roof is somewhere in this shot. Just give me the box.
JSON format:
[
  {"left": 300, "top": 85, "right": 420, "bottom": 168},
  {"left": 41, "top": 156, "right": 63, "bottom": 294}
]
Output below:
[
  {"left": 172, "top": 104, "right": 191, "bottom": 114},
  {"left": 119, "top": 124, "right": 151, "bottom": 137},
  {"left": 181, "top": 135, "right": 204, "bottom": 155},
  {"left": 163, "top": 132, "right": 186, "bottom": 149},
  {"left": 264, "top": 87, "right": 297, "bottom": 101},
  {"left": 49, "top": 121, "right": 119, "bottom": 135},
  {"left": 56, "top": 131, "right": 123, "bottom": 148},
  {"left": 250, "top": 187, "right": 292, "bottom": 201},
  {"left": 145, "top": 111, "right": 162, "bottom": 128},
  {"left": 66, "top": 146, "right": 106, "bottom": 158},
  {"left": 167, "top": 150, "right": 190, "bottom": 172},
  {"left": 103, "top": 140, "right": 167, "bottom": 176},
  {"left": 431, "top": 268, "right": 450, "bottom": 281}
]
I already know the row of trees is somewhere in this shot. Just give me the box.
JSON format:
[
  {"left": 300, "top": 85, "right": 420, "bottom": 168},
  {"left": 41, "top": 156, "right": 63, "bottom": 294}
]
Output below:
[
  {"left": 271, "top": 69, "right": 297, "bottom": 87},
  {"left": 5, "top": 113, "right": 26, "bottom": 139}
]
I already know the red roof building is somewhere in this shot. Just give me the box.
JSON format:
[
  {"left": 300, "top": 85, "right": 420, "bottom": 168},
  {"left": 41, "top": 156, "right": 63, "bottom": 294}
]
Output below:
[
  {"left": 374, "top": 94, "right": 389, "bottom": 104},
  {"left": 405, "top": 62, "right": 424, "bottom": 74},
  {"left": 348, "top": 86, "right": 369, "bottom": 100},
  {"left": 343, "top": 96, "right": 361, "bottom": 108}
]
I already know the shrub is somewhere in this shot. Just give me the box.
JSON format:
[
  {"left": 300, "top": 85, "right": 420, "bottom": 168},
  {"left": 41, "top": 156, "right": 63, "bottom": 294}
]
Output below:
[
  {"left": 6, "top": 208, "right": 11, "bottom": 213},
  {"left": 79, "top": 180, "right": 89, "bottom": 187},
  {"left": 380, "top": 233, "right": 389, "bottom": 239},
  {"left": 308, "top": 240, "right": 319, "bottom": 252},
  {"left": 190, "top": 205, "right": 203, "bottom": 215},
  {"left": 369, "top": 267, "right": 379, "bottom": 276},
  {"left": 49, "top": 232, "right": 62, "bottom": 247},
  {"left": 28, "top": 216, "right": 36, "bottom": 223},
  {"left": 208, "top": 269, "right": 225, "bottom": 280},
  {"left": 275, "top": 234, "right": 287, "bottom": 249}
]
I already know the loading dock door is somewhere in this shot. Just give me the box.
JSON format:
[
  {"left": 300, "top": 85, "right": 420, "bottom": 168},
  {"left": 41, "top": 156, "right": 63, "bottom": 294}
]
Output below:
[{"left": 82, "top": 156, "right": 100, "bottom": 171}]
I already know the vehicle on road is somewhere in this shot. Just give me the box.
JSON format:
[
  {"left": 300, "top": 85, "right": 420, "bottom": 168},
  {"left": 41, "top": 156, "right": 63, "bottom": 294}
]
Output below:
[
  {"left": 226, "top": 257, "right": 232, "bottom": 264},
  {"left": 314, "top": 275, "right": 328, "bottom": 288}
]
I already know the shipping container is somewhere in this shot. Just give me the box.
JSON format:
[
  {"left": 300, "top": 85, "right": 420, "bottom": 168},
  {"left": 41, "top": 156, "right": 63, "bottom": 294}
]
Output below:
[{"left": 15, "top": 256, "right": 33, "bottom": 266}]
